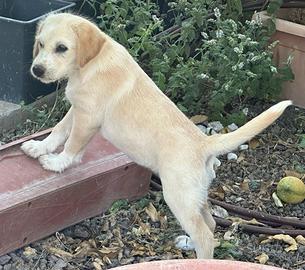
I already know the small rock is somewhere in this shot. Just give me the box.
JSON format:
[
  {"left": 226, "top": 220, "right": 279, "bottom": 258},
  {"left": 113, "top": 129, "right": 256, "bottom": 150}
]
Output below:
[
  {"left": 175, "top": 235, "right": 195, "bottom": 251},
  {"left": 228, "top": 123, "right": 238, "bottom": 132},
  {"left": 3, "top": 264, "right": 12, "bottom": 270},
  {"left": 211, "top": 205, "right": 229, "bottom": 219},
  {"left": 73, "top": 225, "right": 90, "bottom": 239},
  {"left": 197, "top": 125, "right": 207, "bottom": 134},
  {"left": 239, "top": 144, "right": 249, "bottom": 151},
  {"left": 0, "top": 255, "right": 11, "bottom": 265},
  {"left": 51, "top": 258, "right": 67, "bottom": 270},
  {"left": 227, "top": 153, "right": 238, "bottom": 161},
  {"left": 208, "top": 121, "right": 224, "bottom": 132},
  {"left": 206, "top": 127, "right": 213, "bottom": 135}
]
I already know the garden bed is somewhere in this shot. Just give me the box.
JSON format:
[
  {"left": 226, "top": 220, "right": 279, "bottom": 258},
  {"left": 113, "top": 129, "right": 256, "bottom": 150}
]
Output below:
[{"left": 0, "top": 100, "right": 304, "bottom": 270}]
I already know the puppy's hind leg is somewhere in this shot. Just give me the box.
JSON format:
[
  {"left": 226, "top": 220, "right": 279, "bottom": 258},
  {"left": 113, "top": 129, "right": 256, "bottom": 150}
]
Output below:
[{"left": 161, "top": 171, "right": 215, "bottom": 259}]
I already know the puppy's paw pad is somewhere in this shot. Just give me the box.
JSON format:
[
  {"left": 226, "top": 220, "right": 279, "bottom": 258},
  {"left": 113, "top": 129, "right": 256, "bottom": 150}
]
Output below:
[
  {"left": 39, "top": 153, "right": 72, "bottom": 173},
  {"left": 175, "top": 235, "right": 195, "bottom": 251},
  {"left": 21, "top": 140, "right": 47, "bottom": 158}
]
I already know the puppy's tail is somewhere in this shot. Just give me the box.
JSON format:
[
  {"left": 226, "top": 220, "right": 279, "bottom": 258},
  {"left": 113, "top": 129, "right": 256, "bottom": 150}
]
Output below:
[{"left": 206, "top": 100, "right": 292, "bottom": 156}]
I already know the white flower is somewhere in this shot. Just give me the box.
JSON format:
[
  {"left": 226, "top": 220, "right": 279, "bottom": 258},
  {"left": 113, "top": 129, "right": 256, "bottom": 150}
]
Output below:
[
  {"left": 287, "top": 55, "right": 294, "bottom": 65},
  {"left": 168, "top": 2, "right": 177, "bottom": 8},
  {"left": 237, "top": 34, "right": 246, "bottom": 39},
  {"left": 206, "top": 39, "right": 217, "bottom": 45},
  {"left": 201, "top": 32, "right": 208, "bottom": 39},
  {"left": 238, "top": 89, "right": 243, "bottom": 94},
  {"left": 233, "top": 47, "right": 243, "bottom": 54},
  {"left": 246, "top": 71, "right": 256, "bottom": 78},
  {"left": 249, "top": 41, "right": 259, "bottom": 46},
  {"left": 238, "top": 62, "right": 244, "bottom": 69},
  {"left": 253, "top": 13, "right": 262, "bottom": 25},
  {"left": 152, "top": 15, "right": 159, "bottom": 22},
  {"left": 270, "top": 66, "right": 277, "bottom": 73},
  {"left": 214, "top": 7, "right": 221, "bottom": 19},
  {"left": 228, "top": 19, "right": 237, "bottom": 30},
  {"left": 216, "top": 29, "right": 224, "bottom": 38},
  {"left": 198, "top": 73, "right": 209, "bottom": 79},
  {"left": 232, "top": 65, "right": 237, "bottom": 71},
  {"left": 250, "top": 56, "right": 261, "bottom": 62}
]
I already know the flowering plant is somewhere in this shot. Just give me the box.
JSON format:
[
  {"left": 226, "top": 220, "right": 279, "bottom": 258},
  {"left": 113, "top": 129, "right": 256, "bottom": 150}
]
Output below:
[{"left": 96, "top": 2, "right": 293, "bottom": 124}]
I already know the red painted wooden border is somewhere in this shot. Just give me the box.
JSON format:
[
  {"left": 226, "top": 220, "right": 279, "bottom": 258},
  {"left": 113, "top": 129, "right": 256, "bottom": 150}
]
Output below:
[{"left": 0, "top": 130, "right": 151, "bottom": 255}]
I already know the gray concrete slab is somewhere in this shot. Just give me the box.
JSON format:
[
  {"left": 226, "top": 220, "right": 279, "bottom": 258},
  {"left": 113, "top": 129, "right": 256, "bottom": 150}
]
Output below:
[{"left": 0, "top": 90, "right": 60, "bottom": 132}]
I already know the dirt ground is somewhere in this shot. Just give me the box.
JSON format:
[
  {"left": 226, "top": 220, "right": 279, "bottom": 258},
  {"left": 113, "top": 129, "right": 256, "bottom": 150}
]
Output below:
[{"left": 0, "top": 101, "right": 304, "bottom": 270}]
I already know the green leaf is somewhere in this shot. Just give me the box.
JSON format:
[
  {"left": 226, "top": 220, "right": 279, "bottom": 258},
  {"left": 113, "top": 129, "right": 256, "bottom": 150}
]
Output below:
[{"left": 299, "top": 134, "right": 305, "bottom": 148}]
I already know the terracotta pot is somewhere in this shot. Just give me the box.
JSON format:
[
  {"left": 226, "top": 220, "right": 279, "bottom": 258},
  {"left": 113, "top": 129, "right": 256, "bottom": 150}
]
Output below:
[
  {"left": 112, "top": 259, "right": 285, "bottom": 270},
  {"left": 255, "top": 9, "right": 305, "bottom": 109}
]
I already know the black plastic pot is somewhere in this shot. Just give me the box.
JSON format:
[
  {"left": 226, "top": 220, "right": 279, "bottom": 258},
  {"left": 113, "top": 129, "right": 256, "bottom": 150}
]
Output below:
[{"left": 0, "top": 0, "right": 75, "bottom": 104}]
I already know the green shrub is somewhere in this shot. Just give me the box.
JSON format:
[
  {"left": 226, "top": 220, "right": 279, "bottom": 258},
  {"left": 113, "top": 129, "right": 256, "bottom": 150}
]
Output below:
[{"left": 95, "top": 1, "right": 293, "bottom": 124}]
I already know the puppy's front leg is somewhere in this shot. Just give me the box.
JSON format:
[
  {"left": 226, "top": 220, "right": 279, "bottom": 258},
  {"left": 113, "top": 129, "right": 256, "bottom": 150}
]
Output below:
[
  {"left": 21, "top": 107, "right": 74, "bottom": 158},
  {"left": 38, "top": 110, "right": 98, "bottom": 173}
]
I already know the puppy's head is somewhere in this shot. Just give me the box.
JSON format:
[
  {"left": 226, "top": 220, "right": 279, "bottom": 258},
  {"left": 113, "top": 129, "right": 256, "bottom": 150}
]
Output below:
[{"left": 31, "top": 13, "right": 105, "bottom": 83}]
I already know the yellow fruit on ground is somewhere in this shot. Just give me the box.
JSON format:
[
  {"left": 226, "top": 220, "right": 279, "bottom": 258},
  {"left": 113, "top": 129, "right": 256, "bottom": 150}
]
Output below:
[{"left": 276, "top": 176, "right": 305, "bottom": 204}]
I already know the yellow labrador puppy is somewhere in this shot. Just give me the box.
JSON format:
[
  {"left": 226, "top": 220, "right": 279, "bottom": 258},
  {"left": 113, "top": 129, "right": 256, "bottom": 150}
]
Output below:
[{"left": 21, "top": 13, "right": 292, "bottom": 259}]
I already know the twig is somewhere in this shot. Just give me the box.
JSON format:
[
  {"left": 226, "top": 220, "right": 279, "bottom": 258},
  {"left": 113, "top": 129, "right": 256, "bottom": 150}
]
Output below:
[
  {"left": 209, "top": 198, "right": 305, "bottom": 229},
  {"left": 213, "top": 217, "right": 305, "bottom": 236}
]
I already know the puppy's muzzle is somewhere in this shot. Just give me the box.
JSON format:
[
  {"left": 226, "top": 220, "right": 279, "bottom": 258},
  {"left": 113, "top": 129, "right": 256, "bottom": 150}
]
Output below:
[{"left": 32, "top": 65, "right": 46, "bottom": 78}]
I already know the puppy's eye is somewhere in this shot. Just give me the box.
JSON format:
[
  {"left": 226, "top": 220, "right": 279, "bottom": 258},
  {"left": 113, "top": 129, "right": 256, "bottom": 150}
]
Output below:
[{"left": 55, "top": 44, "right": 68, "bottom": 53}]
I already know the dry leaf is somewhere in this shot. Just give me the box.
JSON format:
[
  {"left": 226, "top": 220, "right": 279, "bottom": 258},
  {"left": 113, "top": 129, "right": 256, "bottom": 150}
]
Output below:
[
  {"left": 103, "top": 256, "right": 112, "bottom": 265},
  {"left": 261, "top": 234, "right": 298, "bottom": 252},
  {"left": 190, "top": 114, "right": 208, "bottom": 124},
  {"left": 237, "top": 153, "right": 245, "bottom": 163},
  {"left": 45, "top": 246, "right": 73, "bottom": 260},
  {"left": 255, "top": 253, "right": 269, "bottom": 264},
  {"left": 99, "top": 246, "right": 121, "bottom": 259},
  {"left": 145, "top": 203, "right": 159, "bottom": 222},
  {"left": 249, "top": 138, "right": 260, "bottom": 149},
  {"left": 229, "top": 217, "right": 266, "bottom": 227},
  {"left": 224, "top": 230, "right": 234, "bottom": 241},
  {"left": 23, "top": 247, "right": 37, "bottom": 258},
  {"left": 296, "top": 235, "right": 305, "bottom": 245},
  {"left": 272, "top": 192, "right": 283, "bottom": 208},
  {"left": 93, "top": 261, "right": 102, "bottom": 270},
  {"left": 240, "top": 178, "right": 250, "bottom": 192},
  {"left": 210, "top": 186, "right": 225, "bottom": 200},
  {"left": 74, "top": 242, "right": 96, "bottom": 258}
]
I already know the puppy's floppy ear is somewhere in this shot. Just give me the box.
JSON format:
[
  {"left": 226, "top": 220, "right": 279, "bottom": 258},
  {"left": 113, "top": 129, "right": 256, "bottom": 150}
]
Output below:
[
  {"left": 33, "top": 20, "right": 45, "bottom": 58},
  {"left": 73, "top": 22, "right": 106, "bottom": 68}
]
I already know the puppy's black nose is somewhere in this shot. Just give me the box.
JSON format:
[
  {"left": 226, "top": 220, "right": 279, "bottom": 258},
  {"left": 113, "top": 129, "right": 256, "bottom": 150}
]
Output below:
[{"left": 32, "top": 65, "right": 45, "bottom": 78}]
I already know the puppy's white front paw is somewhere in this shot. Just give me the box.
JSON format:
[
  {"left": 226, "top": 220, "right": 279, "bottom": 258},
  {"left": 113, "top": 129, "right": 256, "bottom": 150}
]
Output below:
[
  {"left": 39, "top": 153, "right": 73, "bottom": 173},
  {"left": 21, "top": 140, "right": 48, "bottom": 158},
  {"left": 175, "top": 235, "right": 195, "bottom": 251}
]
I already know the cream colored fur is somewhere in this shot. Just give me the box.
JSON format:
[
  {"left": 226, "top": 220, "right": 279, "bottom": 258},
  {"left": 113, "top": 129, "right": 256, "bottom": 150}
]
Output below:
[{"left": 21, "top": 13, "right": 292, "bottom": 259}]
